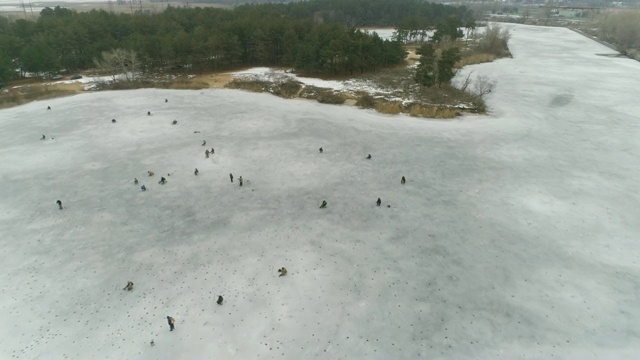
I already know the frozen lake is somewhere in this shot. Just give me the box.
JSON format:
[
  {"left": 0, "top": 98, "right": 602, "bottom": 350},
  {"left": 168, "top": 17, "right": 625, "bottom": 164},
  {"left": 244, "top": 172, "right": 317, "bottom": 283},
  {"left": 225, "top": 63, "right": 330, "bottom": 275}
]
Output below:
[{"left": 1, "top": 24, "right": 639, "bottom": 359}]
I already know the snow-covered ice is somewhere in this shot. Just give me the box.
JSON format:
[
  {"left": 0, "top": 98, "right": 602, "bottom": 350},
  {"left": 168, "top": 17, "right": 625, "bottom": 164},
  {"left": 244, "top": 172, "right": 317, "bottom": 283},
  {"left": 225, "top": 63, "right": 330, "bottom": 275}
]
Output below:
[
  {"left": 230, "top": 67, "right": 347, "bottom": 91},
  {"left": 228, "top": 67, "right": 414, "bottom": 102},
  {"left": 1, "top": 24, "right": 639, "bottom": 359}
]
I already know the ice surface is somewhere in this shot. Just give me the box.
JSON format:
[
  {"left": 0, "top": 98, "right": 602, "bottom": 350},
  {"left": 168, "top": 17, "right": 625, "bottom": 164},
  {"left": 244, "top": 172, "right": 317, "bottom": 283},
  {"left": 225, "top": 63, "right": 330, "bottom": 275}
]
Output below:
[{"left": 1, "top": 24, "right": 639, "bottom": 359}]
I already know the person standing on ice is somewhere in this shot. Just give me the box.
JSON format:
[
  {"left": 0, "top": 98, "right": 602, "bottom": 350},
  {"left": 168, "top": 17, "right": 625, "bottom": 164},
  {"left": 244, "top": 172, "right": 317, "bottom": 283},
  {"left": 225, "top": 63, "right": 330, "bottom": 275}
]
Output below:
[
  {"left": 401, "top": 176, "right": 406, "bottom": 185},
  {"left": 238, "top": 176, "right": 243, "bottom": 187},
  {"left": 205, "top": 149, "right": 210, "bottom": 158},
  {"left": 167, "top": 316, "right": 175, "bottom": 331},
  {"left": 278, "top": 267, "right": 287, "bottom": 276},
  {"left": 376, "top": 198, "right": 381, "bottom": 206},
  {"left": 56, "top": 200, "right": 63, "bottom": 210},
  {"left": 229, "top": 173, "right": 233, "bottom": 183}
]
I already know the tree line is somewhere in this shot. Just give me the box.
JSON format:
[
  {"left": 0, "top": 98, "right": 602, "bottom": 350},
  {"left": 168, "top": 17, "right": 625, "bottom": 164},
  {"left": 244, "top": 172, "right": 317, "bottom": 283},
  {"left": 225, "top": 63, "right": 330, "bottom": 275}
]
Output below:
[
  {"left": 596, "top": 10, "right": 640, "bottom": 58},
  {"left": 0, "top": 0, "right": 474, "bottom": 83}
]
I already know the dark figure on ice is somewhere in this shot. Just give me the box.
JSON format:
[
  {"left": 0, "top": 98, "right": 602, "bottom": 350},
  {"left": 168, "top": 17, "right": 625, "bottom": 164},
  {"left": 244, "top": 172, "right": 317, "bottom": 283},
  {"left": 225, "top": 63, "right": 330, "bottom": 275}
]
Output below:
[
  {"left": 229, "top": 173, "right": 233, "bottom": 183},
  {"left": 366, "top": 154, "right": 371, "bottom": 159},
  {"left": 147, "top": 111, "right": 151, "bottom": 116},
  {"left": 148, "top": 171, "right": 154, "bottom": 177},
  {"left": 202, "top": 140, "right": 206, "bottom": 146},
  {"left": 159, "top": 177, "right": 166, "bottom": 185},
  {"left": 172, "top": 120, "right": 178, "bottom": 125},
  {"left": 211, "top": 148, "right": 214, "bottom": 154},
  {"left": 401, "top": 176, "right": 406, "bottom": 185},
  {"left": 319, "top": 200, "right": 327, "bottom": 209},
  {"left": 47, "top": 106, "right": 51, "bottom": 110},
  {"left": 150, "top": 340, "right": 155, "bottom": 346},
  {"left": 278, "top": 267, "right": 287, "bottom": 277},
  {"left": 205, "top": 149, "right": 210, "bottom": 158},
  {"left": 167, "top": 316, "right": 175, "bottom": 331},
  {"left": 217, "top": 295, "right": 224, "bottom": 305},
  {"left": 112, "top": 119, "right": 116, "bottom": 123},
  {"left": 56, "top": 200, "right": 63, "bottom": 210},
  {"left": 376, "top": 198, "right": 381, "bottom": 206},
  {"left": 165, "top": 99, "right": 168, "bottom": 103},
  {"left": 134, "top": 178, "right": 139, "bottom": 185},
  {"left": 319, "top": 147, "right": 323, "bottom": 153},
  {"left": 239, "top": 176, "right": 243, "bottom": 187},
  {"left": 194, "top": 168, "right": 199, "bottom": 176},
  {"left": 123, "top": 281, "right": 134, "bottom": 291},
  {"left": 41, "top": 135, "right": 46, "bottom": 140},
  {"left": 141, "top": 185, "right": 146, "bottom": 191}
]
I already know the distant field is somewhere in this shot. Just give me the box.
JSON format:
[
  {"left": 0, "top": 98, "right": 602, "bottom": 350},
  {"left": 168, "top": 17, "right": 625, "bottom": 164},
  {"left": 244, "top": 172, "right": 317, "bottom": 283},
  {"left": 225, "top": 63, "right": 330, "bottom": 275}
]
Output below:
[{"left": 0, "top": 1, "right": 228, "bottom": 19}]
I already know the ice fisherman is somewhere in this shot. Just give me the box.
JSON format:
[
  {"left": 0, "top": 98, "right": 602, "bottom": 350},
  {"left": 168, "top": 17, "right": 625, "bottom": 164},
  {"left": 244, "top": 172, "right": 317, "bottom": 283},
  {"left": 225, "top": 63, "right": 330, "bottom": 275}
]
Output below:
[{"left": 278, "top": 267, "right": 287, "bottom": 277}]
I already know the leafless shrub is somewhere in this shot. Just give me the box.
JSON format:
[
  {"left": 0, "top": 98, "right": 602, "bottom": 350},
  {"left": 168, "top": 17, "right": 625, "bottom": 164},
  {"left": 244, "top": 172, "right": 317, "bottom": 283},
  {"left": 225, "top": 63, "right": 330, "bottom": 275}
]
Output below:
[
  {"left": 407, "top": 104, "right": 459, "bottom": 118},
  {"left": 475, "top": 25, "right": 511, "bottom": 58},
  {"left": 355, "top": 93, "right": 377, "bottom": 109},
  {"left": 375, "top": 100, "right": 403, "bottom": 114},
  {"left": 473, "top": 75, "right": 495, "bottom": 97},
  {"left": 456, "top": 53, "right": 496, "bottom": 67},
  {"left": 317, "top": 91, "right": 346, "bottom": 105},
  {"left": 271, "top": 80, "right": 303, "bottom": 99},
  {"left": 298, "top": 86, "right": 345, "bottom": 105}
]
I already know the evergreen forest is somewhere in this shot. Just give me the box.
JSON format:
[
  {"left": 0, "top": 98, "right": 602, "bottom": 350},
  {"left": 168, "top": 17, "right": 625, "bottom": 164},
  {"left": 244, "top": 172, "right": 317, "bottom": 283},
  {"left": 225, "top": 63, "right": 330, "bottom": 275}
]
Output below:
[{"left": 0, "top": 0, "right": 474, "bottom": 82}]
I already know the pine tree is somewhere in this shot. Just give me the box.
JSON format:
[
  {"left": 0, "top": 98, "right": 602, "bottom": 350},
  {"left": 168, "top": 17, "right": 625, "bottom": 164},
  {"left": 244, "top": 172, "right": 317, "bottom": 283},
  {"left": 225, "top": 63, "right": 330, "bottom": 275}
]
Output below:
[
  {"left": 414, "top": 43, "right": 437, "bottom": 87},
  {"left": 437, "top": 46, "right": 460, "bottom": 87}
]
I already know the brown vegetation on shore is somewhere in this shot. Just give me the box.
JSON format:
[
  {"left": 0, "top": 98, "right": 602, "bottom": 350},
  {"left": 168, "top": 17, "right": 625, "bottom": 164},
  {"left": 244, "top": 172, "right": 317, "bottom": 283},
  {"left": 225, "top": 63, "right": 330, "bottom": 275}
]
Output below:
[{"left": 0, "top": 82, "right": 82, "bottom": 109}]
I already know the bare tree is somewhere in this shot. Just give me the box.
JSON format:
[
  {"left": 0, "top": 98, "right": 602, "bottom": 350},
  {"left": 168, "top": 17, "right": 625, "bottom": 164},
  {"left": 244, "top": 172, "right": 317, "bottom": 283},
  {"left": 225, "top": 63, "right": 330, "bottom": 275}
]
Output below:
[
  {"left": 459, "top": 72, "right": 495, "bottom": 97},
  {"left": 473, "top": 75, "right": 495, "bottom": 98},
  {"left": 93, "top": 49, "right": 138, "bottom": 81},
  {"left": 459, "top": 71, "right": 473, "bottom": 92}
]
